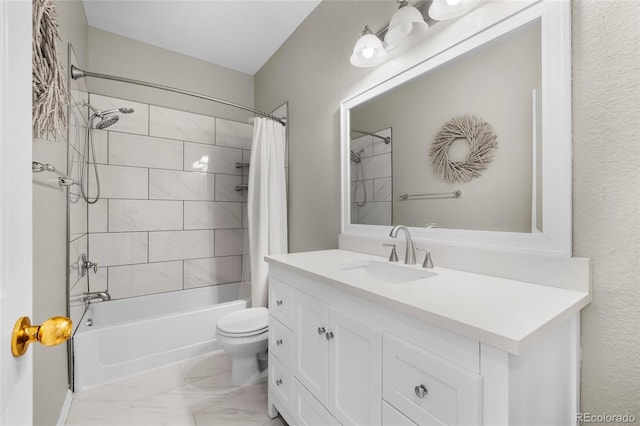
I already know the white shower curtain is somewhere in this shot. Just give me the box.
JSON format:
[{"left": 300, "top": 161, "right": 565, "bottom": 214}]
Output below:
[{"left": 246, "top": 117, "right": 288, "bottom": 308}]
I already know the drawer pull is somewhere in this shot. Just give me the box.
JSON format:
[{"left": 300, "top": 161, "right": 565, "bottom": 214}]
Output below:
[
  {"left": 276, "top": 300, "right": 283, "bottom": 306},
  {"left": 276, "top": 339, "right": 283, "bottom": 346},
  {"left": 276, "top": 378, "right": 283, "bottom": 386},
  {"left": 414, "top": 384, "right": 428, "bottom": 398},
  {"left": 325, "top": 331, "right": 334, "bottom": 341},
  {"left": 317, "top": 326, "right": 326, "bottom": 335}
]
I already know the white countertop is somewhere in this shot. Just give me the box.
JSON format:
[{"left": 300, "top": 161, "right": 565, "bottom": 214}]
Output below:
[{"left": 266, "top": 249, "right": 590, "bottom": 354}]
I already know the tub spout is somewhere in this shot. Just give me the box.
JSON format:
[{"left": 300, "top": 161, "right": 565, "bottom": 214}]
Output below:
[{"left": 79, "top": 291, "right": 111, "bottom": 303}]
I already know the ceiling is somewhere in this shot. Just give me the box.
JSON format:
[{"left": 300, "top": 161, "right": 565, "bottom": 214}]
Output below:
[{"left": 82, "top": 0, "right": 321, "bottom": 75}]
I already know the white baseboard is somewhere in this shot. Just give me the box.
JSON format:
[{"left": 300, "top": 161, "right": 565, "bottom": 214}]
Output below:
[{"left": 56, "top": 389, "right": 73, "bottom": 426}]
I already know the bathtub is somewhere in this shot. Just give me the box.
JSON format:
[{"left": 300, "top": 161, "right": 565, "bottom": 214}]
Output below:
[{"left": 73, "top": 283, "right": 246, "bottom": 390}]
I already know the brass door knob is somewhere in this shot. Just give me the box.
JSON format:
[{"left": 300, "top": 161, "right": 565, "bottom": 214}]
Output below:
[{"left": 11, "top": 316, "right": 72, "bottom": 357}]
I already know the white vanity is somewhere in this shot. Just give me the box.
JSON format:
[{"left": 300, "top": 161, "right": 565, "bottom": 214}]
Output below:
[{"left": 265, "top": 249, "right": 589, "bottom": 426}]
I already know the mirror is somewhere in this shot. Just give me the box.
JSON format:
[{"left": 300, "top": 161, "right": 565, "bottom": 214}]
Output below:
[{"left": 341, "top": 1, "right": 571, "bottom": 256}]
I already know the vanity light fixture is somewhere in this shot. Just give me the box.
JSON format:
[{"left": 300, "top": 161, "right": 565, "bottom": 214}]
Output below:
[
  {"left": 428, "top": 0, "right": 480, "bottom": 21},
  {"left": 384, "top": 0, "right": 429, "bottom": 46},
  {"left": 350, "top": 25, "right": 388, "bottom": 68}
]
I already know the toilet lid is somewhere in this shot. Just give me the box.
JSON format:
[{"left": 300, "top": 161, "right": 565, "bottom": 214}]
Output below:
[{"left": 216, "top": 307, "right": 269, "bottom": 335}]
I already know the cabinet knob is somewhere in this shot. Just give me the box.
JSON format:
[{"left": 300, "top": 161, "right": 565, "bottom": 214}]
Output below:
[
  {"left": 414, "top": 384, "right": 428, "bottom": 398},
  {"left": 276, "top": 339, "right": 283, "bottom": 346},
  {"left": 276, "top": 378, "right": 283, "bottom": 386},
  {"left": 325, "top": 331, "right": 334, "bottom": 341},
  {"left": 317, "top": 326, "right": 326, "bottom": 335},
  {"left": 276, "top": 300, "right": 283, "bottom": 306}
]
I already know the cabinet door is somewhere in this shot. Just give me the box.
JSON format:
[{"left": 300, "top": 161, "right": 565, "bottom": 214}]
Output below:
[
  {"left": 328, "top": 308, "right": 382, "bottom": 426},
  {"left": 294, "top": 378, "right": 341, "bottom": 426},
  {"left": 295, "top": 291, "right": 329, "bottom": 405}
]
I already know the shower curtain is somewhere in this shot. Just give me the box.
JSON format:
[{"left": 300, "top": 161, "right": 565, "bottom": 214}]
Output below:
[{"left": 246, "top": 117, "right": 288, "bottom": 308}]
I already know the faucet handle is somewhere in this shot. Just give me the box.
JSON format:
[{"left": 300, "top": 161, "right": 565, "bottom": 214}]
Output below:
[
  {"left": 382, "top": 243, "right": 399, "bottom": 262},
  {"left": 416, "top": 248, "right": 434, "bottom": 269}
]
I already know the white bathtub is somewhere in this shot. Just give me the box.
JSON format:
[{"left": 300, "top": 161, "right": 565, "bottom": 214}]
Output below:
[{"left": 73, "top": 283, "right": 246, "bottom": 390}]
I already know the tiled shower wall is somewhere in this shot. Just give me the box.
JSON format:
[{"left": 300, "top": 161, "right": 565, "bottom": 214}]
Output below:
[
  {"left": 350, "top": 128, "right": 392, "bottom": 225},
  {"left": 85, "top": 94, "right": 253, "bottom": 300}
]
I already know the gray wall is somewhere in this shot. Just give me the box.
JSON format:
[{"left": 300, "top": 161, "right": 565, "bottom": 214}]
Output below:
[
  {"left": 256, "top": 0, "right": 639, "bottom": 419},
  {"left": 32, "top": 1, "right": 89, "bottom": 424}
]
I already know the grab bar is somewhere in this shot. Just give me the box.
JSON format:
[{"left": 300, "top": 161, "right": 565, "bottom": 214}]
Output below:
[
  {"left": 32, "top": 161, "right": 77, "bottom": 187},
  {"left": 399, "top": 190, "right": 462, "bottom": 200}
]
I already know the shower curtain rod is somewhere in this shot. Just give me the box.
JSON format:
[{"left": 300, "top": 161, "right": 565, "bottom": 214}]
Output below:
[
  {"left": 70, "top": 65, "right": 286, "bottom": 126},
  {"left": 351, "top": 128, "right": 391, "bottom": 144}
]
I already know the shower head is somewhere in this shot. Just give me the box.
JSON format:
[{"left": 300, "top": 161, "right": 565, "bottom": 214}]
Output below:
[{"left": 95, "top": 115, "right": 120, "bottom": 129}]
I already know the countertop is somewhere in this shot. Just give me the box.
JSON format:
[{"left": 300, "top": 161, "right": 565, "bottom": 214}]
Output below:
[{"left": 266, "top": 249, "right": 590, "bottom": 354}]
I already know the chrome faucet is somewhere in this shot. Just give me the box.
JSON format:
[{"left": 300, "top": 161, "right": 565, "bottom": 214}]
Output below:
[
  {"left": 79, "top": 291, "right": 111, "bottom": 303},
  {"left": 389, "top": 225, "right": 416, "bottom": 265}
]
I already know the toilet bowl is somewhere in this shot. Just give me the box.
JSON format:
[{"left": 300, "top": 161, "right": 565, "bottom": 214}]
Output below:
[{"left": 216, "top": 307, "right": 269, "bottom": 384}]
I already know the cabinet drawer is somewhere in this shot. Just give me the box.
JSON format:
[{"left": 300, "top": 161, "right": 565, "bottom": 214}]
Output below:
[
  {"left": 294, "top": 378, "right": 341, "bottom": 426},
  {"left": 269, "top": 316, "right": 294, "bottom": 367},
  {"left": 269, "top": 278, "right": 294, "bottom": 327},
  {"left": 383, "top": 333, "right": 482, "bottom": 426},
  {"left": 270, "top": 356, "right": 293, "bottom": 413},
  {"left": 383, "top": 401, "right": 417, "bottom": 426}
]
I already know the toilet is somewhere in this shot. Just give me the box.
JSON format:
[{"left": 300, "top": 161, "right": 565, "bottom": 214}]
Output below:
[{"left": 216, "top": 307, "right": 269, "bottom": 384}]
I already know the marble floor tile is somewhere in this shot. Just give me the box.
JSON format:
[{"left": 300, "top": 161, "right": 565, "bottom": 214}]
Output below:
[{"left": 65, "top": 352, "right": 286, "bottom": 426}]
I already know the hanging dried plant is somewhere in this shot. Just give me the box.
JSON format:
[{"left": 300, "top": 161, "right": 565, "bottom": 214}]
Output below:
[
  {"left": 32, "top": 0, "right": 67, "bottom": 140},
  {"left": 430, "top": 115, "right": 498, "bottom": 184}
]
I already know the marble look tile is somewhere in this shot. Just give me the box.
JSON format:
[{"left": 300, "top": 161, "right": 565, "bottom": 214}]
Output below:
[
  {"left": 363, "top": 152, "right": 392, "bottom": 180},
  {"left": 358, "top": 201, "right": 392, "bottom": 226},
  {"left": 110, "top": 132, "right": 183, "bottom": 170},
  {"left": 215, "top": 174, "right": 245, "bottom": 202},
  {"left": 90, "top": 165, "right": 149, "bottom": 199},
  {"left": 91, "top": 129, "right": 108, "bottom": 164},
  {"left": 350, "top": 134, "right": 373, "bottom": 158},
  {"left": 148, "top": 230, "right": 215, "bottom": 262},
  {"left": 214, "top": 229, "right": 245, "bottom": 257},
  {"left": 149, "top": 170, "right": 215, "bottom": 201},
  {"left": 194, "top": 382, "right": 269, "bottom": 426},
  {"left": 129, "top": 406, "right": 196, "bottom": 426},
  {"left": 373, "top": 177, "right": 392, "bottom": 201},
  {"left": 150, "top": 106, "right": 215, "bottom": 144},
  {"left": 184, "top": 256, "right": 242, "bottom": 289},
  {"left": 89, "top": 94, "right": 149, "bottom": 135},
  {"left": 88, "top": 232, "right": 148, "bottom": 267},
  {"left": 108, "top": 261, "right": 183, "bottom": 299},
  {"left": 109, "top": 200, "right": 183, "bottom": 232},
  {"left": 64, "top": 399, "right": 130, "bottom": 426},
  {"left": 89, "top": 198, "right": 108, "bottom": 233},
  {"left": 184, "top": 201, "right": 241, "bottom": 230},
  {"left": 372, "top": 128, "right": 392, "bottom": 155},
  {"left": 215, "top": 118, "right": 253, "bottom": 150},
  {"left": 184, "top": 142, "right": 242, "bottom": 175},
  {"left": 180, "top": 352, "right": 232, "bottom": 383}
]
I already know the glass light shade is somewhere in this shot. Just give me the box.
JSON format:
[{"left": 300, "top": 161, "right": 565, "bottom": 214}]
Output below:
[
  {"left": 384, "top": 4, "right": 429, "bottom": 46},
  {"left": 429, "top": 0, "right": 480, "bottom": 20},
  {"left": 350, "top": 31, "right": 388, "bottom": 68}
]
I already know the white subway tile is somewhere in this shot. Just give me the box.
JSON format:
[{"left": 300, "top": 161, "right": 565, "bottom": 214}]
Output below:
[
  {"left": 90, "top": 165, "right": 148, "bottom": 199},
  {"left": 358, "top": 202, "right": 392, "bottom": 226},
  {"left": 69, "top": 195, "right": 88, "bottom": 241},
  {"left": 215, "top": 174, "right": 245, "bottom": 202},
  {"left": 363, "top": 153, "right": 392, "bottom": 180},
  {"left": 89, "top": 199, "right": 108, "bottom": 233},
  {"left": 184, "top": 256, "right": 242, "bottom": 289},
  {"left": 89, "top": 94, "right": 149, "bottom": 135},
  {"left": 215, "top": 118, "right": 253, "bottom": 150},
  {"left": 109, "top": 133, "right": 183, "bottom": 170},
  {"left": 183, "top": 142, "right": 242, "bottom": 175},
  {"left": 149, "top": 170, "right": 215, "bottom": 201},
  {"left": 110, "top": 200, "right": 183, "bottom": 232},
  {"left": 91, "top": 129, "right": 108, "bottom": 164},
  {"left": 148, "top": 230, "right": 215, "bottom": 262},
  {"left": 90, "top": 267, "right": 108, "bottom": 293},
  {"left": 69, "top": 234, "right": 87, "bottom": 285},
  {"left": 89, "top": 232, "right": 148, "bottom": 267},
  {"left": 149, "top": 106, "right": 215, "bottom": 144},
  {"left": 351, "top": 135, "right": 373, "bottom": 158},
  {"left": 214, "top": 229, "right": 245, "bottom": 256},
  {"left": 373, "top": 177, "right": 392, "bottom": 202},
  {"left": 107, "top": 262, "right": 183, "bottom": 299},
  {"left": 184, "top": 202, "right": 241, "bottom": 230}
]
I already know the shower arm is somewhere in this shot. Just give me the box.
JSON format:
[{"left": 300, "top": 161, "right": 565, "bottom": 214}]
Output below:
[{"left": 71, "top": 65, "right": 286, "bottom": 126}]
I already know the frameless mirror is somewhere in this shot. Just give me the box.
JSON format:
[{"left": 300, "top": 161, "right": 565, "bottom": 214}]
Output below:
[{"left": 341, "top": 1, "right": 571, "bottom": 256}]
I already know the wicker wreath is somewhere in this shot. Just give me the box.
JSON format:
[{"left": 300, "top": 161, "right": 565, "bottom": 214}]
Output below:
[{"left": 430, "top": 115, "right": 497, "bottom": 184}]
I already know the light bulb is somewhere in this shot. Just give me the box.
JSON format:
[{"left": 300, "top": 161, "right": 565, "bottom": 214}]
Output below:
[{"left": 361, "top": 47, "right": 374, "bottom": 59}]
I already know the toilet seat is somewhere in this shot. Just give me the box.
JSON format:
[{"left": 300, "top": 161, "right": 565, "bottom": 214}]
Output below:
[{"left": 216, "top": 307, "right": 268, "bottom": 336}]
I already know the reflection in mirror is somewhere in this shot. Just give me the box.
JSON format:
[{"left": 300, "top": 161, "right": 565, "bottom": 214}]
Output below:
[{"left": 350, "top": 20, "right": 542, "bottom": 233}]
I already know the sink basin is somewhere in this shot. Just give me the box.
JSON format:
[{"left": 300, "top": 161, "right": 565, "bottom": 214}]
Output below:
[{"left": 341, "top": 261, "right": 436, "bottom": 284}]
